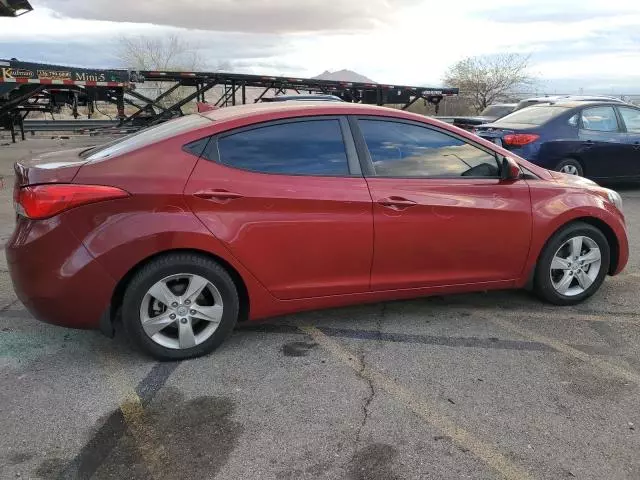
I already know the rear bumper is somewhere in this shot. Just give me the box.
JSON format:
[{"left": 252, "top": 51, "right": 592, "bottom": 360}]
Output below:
[{"left": 6, "top": 215, "right": 116, "bottom": 330}]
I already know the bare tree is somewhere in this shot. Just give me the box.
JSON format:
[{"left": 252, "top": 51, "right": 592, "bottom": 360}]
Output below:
[
  {"left": 116, "top": 34, "right": 206, "bottom": 114},
  {"left": 443, "top": 54, "right": 534, "bottom": 113},
  {"left": 117, "top": 34, "right": 203, "bottom": 71}
]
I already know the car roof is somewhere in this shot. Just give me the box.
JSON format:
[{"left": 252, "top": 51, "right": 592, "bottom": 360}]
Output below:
[
  {"left": 528, "top": 100, "right": 632, "bottom": 109},
  {"left": 200, "top": 101, "right": 423, "bottom": 123},
  {"left": 261, "top": 94, "right": 343, "bottom": 102},
  {"left": 521, "top": 95, "right": 623, "bottom": 102}
]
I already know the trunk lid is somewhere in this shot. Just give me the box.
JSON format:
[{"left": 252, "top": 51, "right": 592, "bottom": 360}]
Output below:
[{"left": 14, "top": 147, "right": 91, "bottom": 186}]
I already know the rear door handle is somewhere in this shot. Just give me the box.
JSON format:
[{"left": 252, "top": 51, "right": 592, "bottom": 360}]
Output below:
[
  {"left": 377, "top": 196, "right": 417, "bottom": 210},
  {"left": 193, "top": 189, "right": 244, "bottom": 201},
  {"left": 584, "top": 140, "right": 595, "bottom": 149}
]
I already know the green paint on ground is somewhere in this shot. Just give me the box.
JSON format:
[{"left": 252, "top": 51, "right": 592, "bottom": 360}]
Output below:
[{"left": 0, "top": 329, "right": 87, "bottom": 363}]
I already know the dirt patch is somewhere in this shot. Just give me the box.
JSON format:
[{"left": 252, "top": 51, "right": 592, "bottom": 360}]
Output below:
[
  {"left": 281, "top": 341, "right": 318, "bottom": 357},
  {"left": 347, "top": 443, "right": 400, "bottom": 480}
]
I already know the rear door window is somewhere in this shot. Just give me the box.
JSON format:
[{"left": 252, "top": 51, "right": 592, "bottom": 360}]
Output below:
[
  {"left": 217, "top": 119, "right": 350, "bottom": 176},
  {"left": 617, "top": 107, "right": 640, "bottom": 133},
  {"left": 580, "top": 106, "right": 620, "bottom": 132}
]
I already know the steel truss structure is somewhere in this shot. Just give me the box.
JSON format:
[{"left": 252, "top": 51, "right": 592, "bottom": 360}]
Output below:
[{"left": 1, "top": 58, "right": 458, "bottom": 141}]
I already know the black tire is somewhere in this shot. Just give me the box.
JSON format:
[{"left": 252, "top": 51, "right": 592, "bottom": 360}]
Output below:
[
  {"left": 555, "top": 158, "right": 584, "bottom": 176},
  {"left": 122, "top": 253, "right": 239, "bottom": 360},
  {"left": 534, "top": 222, "right": 610, "bottom": 305}
]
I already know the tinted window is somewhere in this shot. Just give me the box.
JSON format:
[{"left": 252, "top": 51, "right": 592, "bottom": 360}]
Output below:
[
  {"left": 581, "top": 106, "right": 619, "bottom": 132},
  {"left": 495, "top": 105, "right": 569, "bottom": 126},
  {"left": 217, "top": 120, "right": 349, "bottom": 176},
  {"left": 480, "top": 105, "right": 515, "bottom": 118},
  {"left": 359, "top": 120, "right": 499, "bottom": 178},
  {"left": 618, "top": 107, "right": 640, "bottom": 133},
  {"left": 85, "top": 114, "right": 211, "bottom": 161}
]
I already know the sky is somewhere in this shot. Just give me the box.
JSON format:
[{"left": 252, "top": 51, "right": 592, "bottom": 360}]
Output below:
[{"left": 1, "top": 0, "right": 640, "bottom": 93}]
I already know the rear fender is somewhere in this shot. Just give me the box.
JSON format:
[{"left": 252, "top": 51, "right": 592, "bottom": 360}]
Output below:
[
  {"left": 62, "top": 200, "right": 279, "bottom": 321},
  {"left": 538, "top": 140, "right": 583, "bottom": 169}
]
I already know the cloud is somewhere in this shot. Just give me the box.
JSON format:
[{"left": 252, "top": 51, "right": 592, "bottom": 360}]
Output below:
[
  {"left": 3, "top": 0, "right": 640, "bottom": 94},
  {"left": 0, "top": 40, "right": 120, "bottom": 68},
  {"left": 0, "top": 7, "right": 292, "bottom": 71},
  {"left": 475, "top": 7, "right": 634, "bottom": 23},
  {"left": 0, "top": 34, "right": 291, "bottom": 72},
  {"left": 33, "top": 0, "right": 420, "bottom": 33},
  {"left": 470, "top": 0, "right": 640, "bottom": 23}
]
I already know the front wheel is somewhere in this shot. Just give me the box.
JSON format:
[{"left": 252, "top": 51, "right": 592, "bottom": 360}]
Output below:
[
  {"left": 122, "top": 253, "right": 239, "bottom": 360},
  {"left": 534, "top": 222, "right": 610, "bottom": 305}
]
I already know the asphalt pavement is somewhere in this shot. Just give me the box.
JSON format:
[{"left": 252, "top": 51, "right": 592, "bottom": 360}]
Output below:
[{"left": 0, "top": 137, "right": 639, "bottom": 480}]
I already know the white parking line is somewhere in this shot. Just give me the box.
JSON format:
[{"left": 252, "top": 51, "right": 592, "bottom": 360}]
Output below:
[
  {"left": 491, "top": 318, "right": 640, "bottom": 385},
  {"left": 462, "top": 307, "right": 640, "bottom": 326}
]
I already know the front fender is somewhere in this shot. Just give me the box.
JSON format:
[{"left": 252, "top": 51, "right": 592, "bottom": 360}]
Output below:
[{"left": 517, "top": 185, "right": 628, "bottom": 285}]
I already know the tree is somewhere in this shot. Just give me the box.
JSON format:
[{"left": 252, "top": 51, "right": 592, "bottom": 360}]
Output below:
[
  {"left": 116, "top": 34, "right": 202, "bottom": 71},
  {"left": 116, "top": 35, "right": 205, "bottom": 114},
  {"left": 443, "top": 54, "right": 534, "bottom": 113}
]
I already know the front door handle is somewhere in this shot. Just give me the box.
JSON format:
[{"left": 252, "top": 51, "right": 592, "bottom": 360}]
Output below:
[
  {"left": 193, "top": 189, "right": 244, "bottom": 202},
  {"left": 584, "top": 140, "right": 595, "bottom": 150},
  {"left": 634, "top": 142, "right": 640, "bottom": 151},
  {"left": 377, "top": 196, "right": 417, "bottom": 210}
]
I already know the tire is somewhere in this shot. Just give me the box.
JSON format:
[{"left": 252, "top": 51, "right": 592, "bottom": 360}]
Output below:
[
  {"left": 122, "top": 253, "right": 239, "bottom": 360},
  {"left": 555, "top": 158, "right": 584, "bottom": 176},
  {"left": 534, "top": 222, "right": 610, "bottom": 305}
]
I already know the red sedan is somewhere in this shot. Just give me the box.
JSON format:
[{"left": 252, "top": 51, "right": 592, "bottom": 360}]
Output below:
[{"left": 7, "top": 102, "right": 628, "bottom": 359}]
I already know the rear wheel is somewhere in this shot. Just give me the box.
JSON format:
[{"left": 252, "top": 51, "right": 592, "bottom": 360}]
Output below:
[
  {"left": 122, "top": 253, "right": 239, "bottom": 360},
  {"left": 534, "top": 222, "right": 610, "bottom": 305},
  {"left": 555, "top": 158, "right": 584, "bottom": 176}
]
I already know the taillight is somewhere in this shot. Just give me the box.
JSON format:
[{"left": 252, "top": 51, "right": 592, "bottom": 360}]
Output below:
[
  {"left": 503, "top": 134, "right": 540, "bottom": 146},
  {"left": 16, "top": 184, "right": 129, "bottom": 219}
]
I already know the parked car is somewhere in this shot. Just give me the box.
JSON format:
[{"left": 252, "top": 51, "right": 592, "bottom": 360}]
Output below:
[
  {"left": 7, "top": 102, "right": 628, "bottom": 359},
  {"left": 514, "top": 95, "right": 626, "bottom": 111},
  {"left": 449, "top": 104, "right": 517, "bottom": 131},
  {"left": 475, "top": 100, "right": 640, "bottom": 179}
]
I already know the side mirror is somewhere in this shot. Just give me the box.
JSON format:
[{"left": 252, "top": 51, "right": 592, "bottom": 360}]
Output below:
[{"left": 501, "top": 156, "right": 522, "bottom": 181}]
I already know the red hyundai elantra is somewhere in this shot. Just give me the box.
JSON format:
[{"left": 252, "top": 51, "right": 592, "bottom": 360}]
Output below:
[{"left": 7, "top": 102, "right": 628, "bottom": 359}]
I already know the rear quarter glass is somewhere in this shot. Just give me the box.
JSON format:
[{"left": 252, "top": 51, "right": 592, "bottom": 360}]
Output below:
[
  {"left": 494, "top": 106, "right": 571, "bottom": 126},
  {"left": 85, "top": 114, "right": 211, "bottom": 162}
]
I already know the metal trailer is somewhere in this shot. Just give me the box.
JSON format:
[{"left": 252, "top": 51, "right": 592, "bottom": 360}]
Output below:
[
  {"left": 1, "top": 58, "right": 458, "bottom": 142},
  {"left": 0, "top": 60, "right": 129, "bottom": 142}
]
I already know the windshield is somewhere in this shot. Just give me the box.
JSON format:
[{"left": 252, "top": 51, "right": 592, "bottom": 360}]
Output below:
[
  {"left": 480, "top": 105, "right": 514, "bottom": 118},
  {"left": 83, "top": 114, "right": 211, "bottom": 161},
  {"left": 494, "top": 105, "right": 570, "bottom": 126}
]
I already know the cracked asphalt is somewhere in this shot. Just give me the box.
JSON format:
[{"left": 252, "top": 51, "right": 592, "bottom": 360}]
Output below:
[{"left": 1, "top": 137, "right": 640, "bottom": 480}]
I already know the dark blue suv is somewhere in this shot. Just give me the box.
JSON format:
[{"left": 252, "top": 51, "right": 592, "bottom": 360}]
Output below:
[{"left": 475, "top": 101, "right": 640, "bottom": 180}]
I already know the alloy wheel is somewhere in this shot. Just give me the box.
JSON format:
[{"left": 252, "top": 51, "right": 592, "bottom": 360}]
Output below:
[
  {"left": 560, "top": 164, "right": 579, "bottom": 175},
  {"left": 139, "top": 273, "right": 224, "bottom": 349},
  {"left": 549, "top": 235, "right": 602, "bottom": 297}
]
